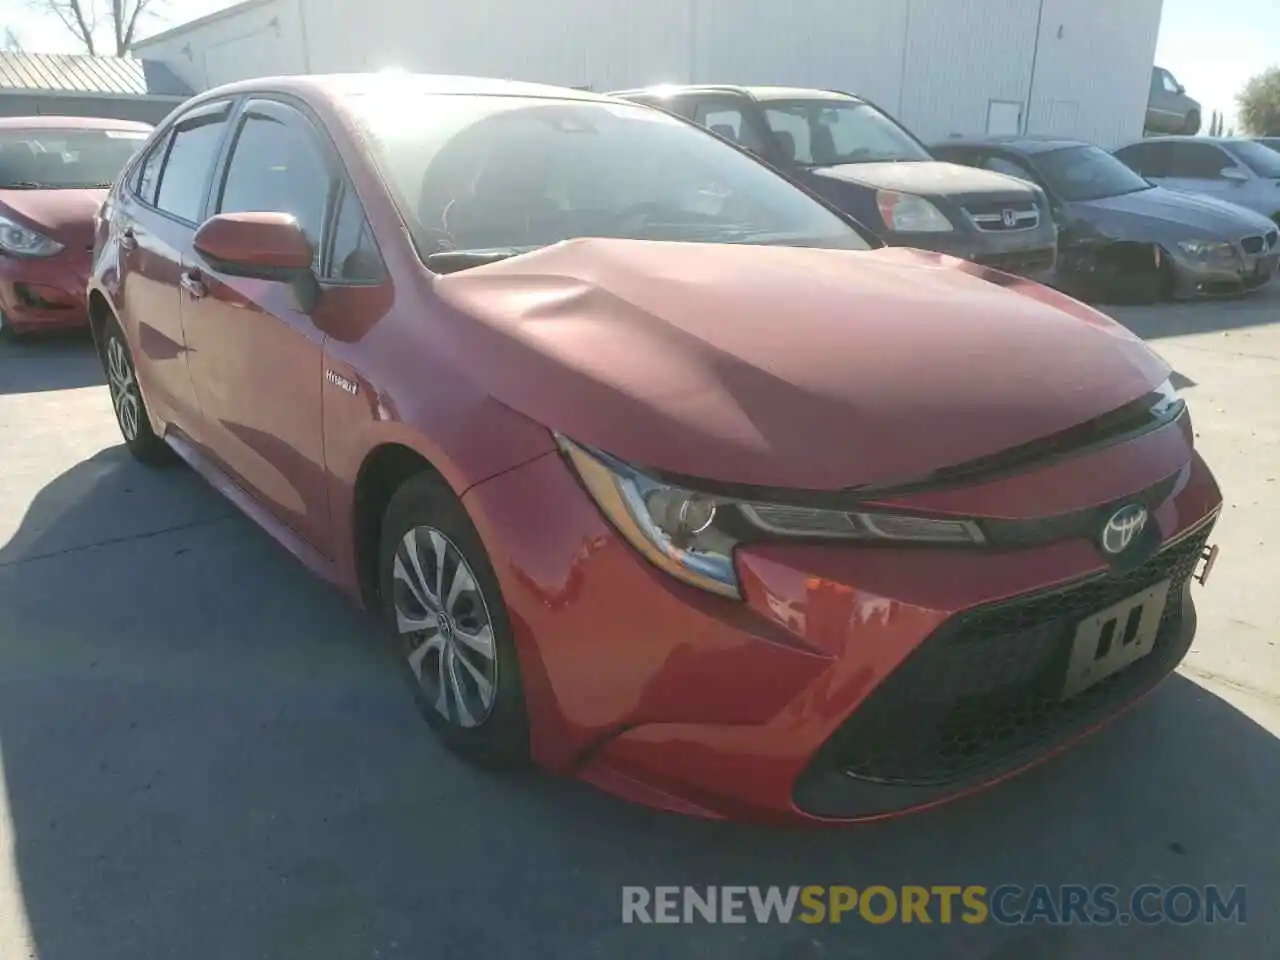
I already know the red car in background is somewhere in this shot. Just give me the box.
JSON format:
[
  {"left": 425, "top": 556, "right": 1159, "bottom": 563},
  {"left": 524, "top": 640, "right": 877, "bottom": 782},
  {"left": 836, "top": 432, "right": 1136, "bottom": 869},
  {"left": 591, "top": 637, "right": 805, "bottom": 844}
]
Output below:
[
  {"left": 88, "top": 74, "right": 1222, "bottom": 824},
  {"left": 0, "top": 116, "right": 151, "bottom": 339}
]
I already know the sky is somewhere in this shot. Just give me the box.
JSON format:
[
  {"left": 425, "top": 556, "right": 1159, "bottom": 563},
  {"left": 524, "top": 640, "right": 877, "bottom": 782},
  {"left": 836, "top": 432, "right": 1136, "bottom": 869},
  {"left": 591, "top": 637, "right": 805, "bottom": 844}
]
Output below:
[{"left": 1, "top": 0, "right": 1277, "bottom": 130}]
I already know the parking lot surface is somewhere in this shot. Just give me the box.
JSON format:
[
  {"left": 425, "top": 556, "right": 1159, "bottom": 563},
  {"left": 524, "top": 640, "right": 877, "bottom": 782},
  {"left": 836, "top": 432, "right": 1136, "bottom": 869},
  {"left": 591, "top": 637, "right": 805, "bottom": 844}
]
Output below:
[{"left": 0, "top": 288, "right": 1277, "bottom": 959}]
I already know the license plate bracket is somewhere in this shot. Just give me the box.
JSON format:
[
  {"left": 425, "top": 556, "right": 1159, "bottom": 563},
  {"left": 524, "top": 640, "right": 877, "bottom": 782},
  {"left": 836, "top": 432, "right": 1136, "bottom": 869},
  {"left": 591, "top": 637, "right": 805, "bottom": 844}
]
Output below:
[{"left": 1062, "top": 579, "right": 1171, "bottom": 700}]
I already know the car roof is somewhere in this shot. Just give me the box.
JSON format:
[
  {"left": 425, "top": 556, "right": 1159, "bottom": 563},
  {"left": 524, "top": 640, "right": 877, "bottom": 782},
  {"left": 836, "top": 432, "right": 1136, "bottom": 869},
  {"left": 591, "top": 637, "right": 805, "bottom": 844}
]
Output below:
[
  {"left": 201, "top": 72, "right": 615, "bottom": 105},
  {"left": 932, "top": 135, "right": 1089, "bottom": 155},
  {"left": 0, "top": 115, "right": 153, "bottom": 131},
  {"left": 1127, "top": 135, "right": 1260, "bottom": 147},
  {"left": 609, "top": 83, "right": 862, "bottom": 104}
]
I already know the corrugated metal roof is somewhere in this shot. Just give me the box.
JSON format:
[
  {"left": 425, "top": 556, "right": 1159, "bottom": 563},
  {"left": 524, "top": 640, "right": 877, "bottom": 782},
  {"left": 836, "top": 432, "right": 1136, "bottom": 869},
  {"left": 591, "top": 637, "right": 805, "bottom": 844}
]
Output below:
[{"left": 0, "top": 53, "right": 193, "bottom": 98}]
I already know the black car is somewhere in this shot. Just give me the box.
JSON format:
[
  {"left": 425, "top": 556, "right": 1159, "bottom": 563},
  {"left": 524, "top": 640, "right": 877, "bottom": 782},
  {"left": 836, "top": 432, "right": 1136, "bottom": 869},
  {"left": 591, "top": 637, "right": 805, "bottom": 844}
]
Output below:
[
  {"left": 932, "top": 135, "right": 1280, "bottom": 300},
  {"left": 610, "top": 85, "right": 1057, "bottom": 280}
]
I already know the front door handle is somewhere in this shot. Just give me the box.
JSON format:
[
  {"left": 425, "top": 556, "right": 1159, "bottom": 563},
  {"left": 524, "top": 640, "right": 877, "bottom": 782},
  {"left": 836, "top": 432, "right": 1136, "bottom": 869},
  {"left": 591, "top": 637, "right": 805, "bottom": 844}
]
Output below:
[{"left": 180, "top": 270, "right": 207, "bottom": 300}]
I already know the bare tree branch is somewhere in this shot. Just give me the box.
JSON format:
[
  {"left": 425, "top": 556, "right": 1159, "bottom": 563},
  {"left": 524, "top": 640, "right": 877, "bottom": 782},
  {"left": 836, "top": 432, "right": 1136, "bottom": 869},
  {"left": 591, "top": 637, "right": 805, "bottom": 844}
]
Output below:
[
  {"left": 27, "top": 0, "right": 166, "bottom": 56},
  {"left": 2, "top": 27, "right": 23, "bottom": 52}
]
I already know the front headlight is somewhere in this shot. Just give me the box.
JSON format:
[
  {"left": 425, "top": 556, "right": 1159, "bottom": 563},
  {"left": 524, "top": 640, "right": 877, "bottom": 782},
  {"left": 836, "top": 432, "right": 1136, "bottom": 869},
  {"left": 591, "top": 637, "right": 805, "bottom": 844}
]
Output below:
[
  {"left": 875, "top": 190, "right": 953, "bottom": 233},
  {"left": 557, "top": 436, "right": 984, "bottom": 599},
  {"left": 1149, "top": 377, "right": 1181, "bottom": 419},
  {"left": 0, "top": 214, "right": 63, "bottom": 258},
  {"left": 1176, "top": 239, "right": 1235, "bottom": 261}
]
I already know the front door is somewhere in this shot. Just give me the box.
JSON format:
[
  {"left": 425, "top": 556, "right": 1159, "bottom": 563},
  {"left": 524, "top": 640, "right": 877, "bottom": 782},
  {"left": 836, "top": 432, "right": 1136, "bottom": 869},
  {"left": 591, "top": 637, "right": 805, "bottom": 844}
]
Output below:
[{"left": 181, "top": 98, "right": 336, "bottom": 555}]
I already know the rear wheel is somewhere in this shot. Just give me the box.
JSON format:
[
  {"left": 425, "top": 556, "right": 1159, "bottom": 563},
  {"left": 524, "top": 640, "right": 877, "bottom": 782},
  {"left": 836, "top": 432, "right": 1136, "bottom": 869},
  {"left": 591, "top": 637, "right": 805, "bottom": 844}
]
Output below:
[
  {"left": 1181, "top": 111, "right": 1201, "bottom": 135},
  {"left": 378, "top": 471, "right": 529, "bottom": 765},
  {"left": 101, "top": 317, "right": 171, "bottom": 465}
]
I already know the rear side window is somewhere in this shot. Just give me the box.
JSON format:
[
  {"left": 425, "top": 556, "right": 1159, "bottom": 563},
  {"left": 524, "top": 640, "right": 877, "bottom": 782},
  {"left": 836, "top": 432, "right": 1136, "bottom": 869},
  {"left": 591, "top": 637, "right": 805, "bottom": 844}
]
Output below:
[
  {"left": 1159, "top": 142, "right": 1236, "bottom": 180},
  {"left": 154, "top": 114, "right": 229, "bottom": 222},
  {"left": 133, "top": 131, "right": 169, "bottom": 204},
  {"left": 693, "top": 101, "right": 768, "bottom": 154},
  {"left": 1114, "top": 142, "right": 1163, "bottom": 177},
  {"left": 217, "top": 111, "right": 333, "bottom": 272},
  {"left": 982, "top": 154, "right": 1037, "bottom": 184}
]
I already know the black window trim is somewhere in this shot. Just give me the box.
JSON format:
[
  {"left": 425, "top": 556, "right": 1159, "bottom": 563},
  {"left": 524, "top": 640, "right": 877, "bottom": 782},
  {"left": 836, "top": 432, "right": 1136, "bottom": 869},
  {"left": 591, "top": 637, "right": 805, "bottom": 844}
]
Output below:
[
  {"left": 321, "top": 179, "right": 387, "bottom": 287},
  {"left": 211, "top": 93, "right": 387, "bottom": 286},
  {"left": 130, "top": 98, "right": 237, "bottom": 227}
]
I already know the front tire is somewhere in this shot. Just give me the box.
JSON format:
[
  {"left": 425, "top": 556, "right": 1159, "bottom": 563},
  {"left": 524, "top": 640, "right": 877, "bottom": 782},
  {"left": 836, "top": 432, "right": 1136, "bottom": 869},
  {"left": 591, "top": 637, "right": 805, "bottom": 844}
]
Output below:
[
  {"left": 378, "top": 471, "right": 529, "bottom": 765},
  {"left": 101, "top": 316, "right": 171, "bottom": 465},
  {"left": 1181, "top": 111, "right": 1201, "bottom": 135}
]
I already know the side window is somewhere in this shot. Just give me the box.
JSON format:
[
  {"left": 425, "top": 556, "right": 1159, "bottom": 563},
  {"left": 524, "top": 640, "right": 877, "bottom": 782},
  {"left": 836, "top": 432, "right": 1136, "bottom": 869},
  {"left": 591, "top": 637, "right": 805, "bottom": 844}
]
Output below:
[
  {"left": 1114, "top": 143, "right": 1163, "bottom": 177},
  {"left": 764, "top": 107, "right": 812, "bottom": 163},
  {"left": 1163, "top": 143, "right": 1236, "bottom": 179},
  {"left": 154, "top": 113, "right": 229, "bottom": 222},
  {"left": 326, "top": 184, "right": 382, "bottom": 283},
  {"left": 1162, "top": 71, "right": 1181, "bottom": 94},
  {"left": 693, "top": 101, "right": 767, "bottom": 154},
  {"left": 133, "top": 130, "right": 170, "bottom": 205},
  {"left": 217, "top": 109, "right": 334, "bottom": 271},
  {"left": 982, "top": 154, "right": 1037, "bottom": 184}
]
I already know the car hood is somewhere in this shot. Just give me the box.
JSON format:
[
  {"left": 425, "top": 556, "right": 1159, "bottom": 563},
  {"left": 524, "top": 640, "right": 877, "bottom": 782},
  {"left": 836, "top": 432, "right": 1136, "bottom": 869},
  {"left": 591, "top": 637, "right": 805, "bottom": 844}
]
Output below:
[
  {"left": 809, "top": 160, "right": 1038, "bottom": 199},
  {"left": 0, "top": 187, "right": 106, "bottom": 246},
  {"left": 1070, "top": 185, "right": 1275, "bottom": 241},
  {"left": 432, "top": 238, "right": 1168, "bottom": 491}
]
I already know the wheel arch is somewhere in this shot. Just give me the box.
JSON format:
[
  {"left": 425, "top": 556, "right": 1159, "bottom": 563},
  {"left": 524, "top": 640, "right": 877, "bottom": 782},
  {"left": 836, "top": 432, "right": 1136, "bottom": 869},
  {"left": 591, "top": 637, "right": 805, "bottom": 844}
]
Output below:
[{"left": 351, "top": 442, "right": 447, "bottom": 610}]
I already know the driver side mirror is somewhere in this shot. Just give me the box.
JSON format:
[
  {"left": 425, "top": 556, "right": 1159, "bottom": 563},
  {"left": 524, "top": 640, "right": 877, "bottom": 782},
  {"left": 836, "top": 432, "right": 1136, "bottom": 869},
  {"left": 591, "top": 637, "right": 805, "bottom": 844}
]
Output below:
[
  {"left": 193, "top": 212, "right": 319, "bottom": 312},
  {"left": 1220, "top": 167, "right": 1249, "bottom": 184}
]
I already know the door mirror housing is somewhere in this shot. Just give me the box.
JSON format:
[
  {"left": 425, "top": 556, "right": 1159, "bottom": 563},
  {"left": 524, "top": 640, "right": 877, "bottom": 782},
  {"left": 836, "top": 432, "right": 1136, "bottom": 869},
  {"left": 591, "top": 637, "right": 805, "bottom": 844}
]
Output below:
[
  {"left": 193, "top": 212, "right": 319, "bottom": 311},
  {"left": 1220, "top": 167, "right": 1250, "bottom": 183}
]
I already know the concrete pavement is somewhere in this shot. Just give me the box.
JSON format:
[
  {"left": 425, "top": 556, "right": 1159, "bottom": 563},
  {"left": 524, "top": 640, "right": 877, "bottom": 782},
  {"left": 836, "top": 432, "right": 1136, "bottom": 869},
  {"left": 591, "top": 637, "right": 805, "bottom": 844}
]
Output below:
[{"left": 0, "top": 290, "right": 1276, "bottom": 960}]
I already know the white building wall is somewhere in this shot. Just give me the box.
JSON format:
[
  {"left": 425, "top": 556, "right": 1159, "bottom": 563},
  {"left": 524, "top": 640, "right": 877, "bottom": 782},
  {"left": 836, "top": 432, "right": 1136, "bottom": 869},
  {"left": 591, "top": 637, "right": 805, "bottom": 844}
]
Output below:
[
  {"left": 132, "top": 0, "right": 306, "bottom": 91},
  {"left": 134, "top": 0, "right": 1162, "bottom": 147}
]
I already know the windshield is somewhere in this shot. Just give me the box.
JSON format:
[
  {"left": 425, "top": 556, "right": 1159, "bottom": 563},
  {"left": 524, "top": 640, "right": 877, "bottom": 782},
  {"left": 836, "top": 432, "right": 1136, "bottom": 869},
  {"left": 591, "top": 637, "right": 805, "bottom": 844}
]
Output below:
[
  {"left": 759, "top": 100, "right": 932, "bottom": 166},
  {"left": 1036, "top": 145, "right": 1152, "bottom": 201},
  {"left": 1230, "top": 140, "right": 1280, "bottom": 178},
  {"left": 0, "top": 128, "right": 150, "bottom": 189},
  {"left": 344, "top": 92, "right": 872, "bottom": 261}
]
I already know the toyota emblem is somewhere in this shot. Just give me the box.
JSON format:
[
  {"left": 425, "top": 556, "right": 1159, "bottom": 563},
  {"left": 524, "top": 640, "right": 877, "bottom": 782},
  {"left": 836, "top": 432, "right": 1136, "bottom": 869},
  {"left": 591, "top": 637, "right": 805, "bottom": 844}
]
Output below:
[
  {"left": 1001, "top": 208, "right": 1019, "bottom": 228},
  {"left": 1101, "top": 504, "right": 1148, "bottom": 555}
]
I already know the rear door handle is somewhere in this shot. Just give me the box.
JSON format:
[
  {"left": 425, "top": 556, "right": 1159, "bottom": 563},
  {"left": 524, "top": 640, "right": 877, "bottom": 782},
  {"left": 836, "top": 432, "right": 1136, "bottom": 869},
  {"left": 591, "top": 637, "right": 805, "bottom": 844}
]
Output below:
[
  {"left": 119, "top": 228, "right": 137, "bottom": 251},
  {"left": 180, "top": 270, "right": 207, "bottom": 300}
]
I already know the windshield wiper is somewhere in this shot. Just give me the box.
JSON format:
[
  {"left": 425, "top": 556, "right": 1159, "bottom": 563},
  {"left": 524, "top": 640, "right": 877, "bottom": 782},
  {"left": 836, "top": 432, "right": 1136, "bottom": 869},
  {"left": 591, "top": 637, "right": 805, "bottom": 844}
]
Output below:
[{"left": 426, "top": 248, "right": 530, "bottom": 274}]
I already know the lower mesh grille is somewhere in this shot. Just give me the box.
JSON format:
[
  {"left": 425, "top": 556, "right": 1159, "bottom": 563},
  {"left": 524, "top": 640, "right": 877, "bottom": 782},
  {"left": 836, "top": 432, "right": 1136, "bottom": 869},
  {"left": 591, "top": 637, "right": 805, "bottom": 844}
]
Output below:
[{"left": 820, "top": 525, "right": 1212, "bottom": 788}]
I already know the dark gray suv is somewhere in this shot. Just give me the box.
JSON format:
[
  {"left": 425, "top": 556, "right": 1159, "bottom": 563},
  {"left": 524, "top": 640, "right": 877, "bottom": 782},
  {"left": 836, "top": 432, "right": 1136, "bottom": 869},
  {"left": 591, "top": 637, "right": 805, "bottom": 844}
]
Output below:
[{"left": 611, "top": 85, "right": 1058, "bottom": 280}]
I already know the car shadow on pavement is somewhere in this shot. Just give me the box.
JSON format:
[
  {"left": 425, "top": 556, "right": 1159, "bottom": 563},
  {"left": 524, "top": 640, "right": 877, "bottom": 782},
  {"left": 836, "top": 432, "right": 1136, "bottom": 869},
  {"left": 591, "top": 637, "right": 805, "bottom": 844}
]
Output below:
[
  {"left": 0, "top": 332, "right": 104, "bottom": 395},
  {"left": 0, "top": 449, "right": 1276, "bottom": 960}
]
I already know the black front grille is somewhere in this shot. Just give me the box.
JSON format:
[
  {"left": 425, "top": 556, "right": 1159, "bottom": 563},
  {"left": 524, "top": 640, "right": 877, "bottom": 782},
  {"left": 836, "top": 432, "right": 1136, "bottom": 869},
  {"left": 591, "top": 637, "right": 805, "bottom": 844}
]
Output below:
[
  {"left": 1241, "top": 235, "right": 1265, "bottom": 254},
  {"left": 975, "top": 248, "right": 1055, "bottom": 276},
  {"left": 815, "top": 524, "right": 1212, "bottom": 788}
]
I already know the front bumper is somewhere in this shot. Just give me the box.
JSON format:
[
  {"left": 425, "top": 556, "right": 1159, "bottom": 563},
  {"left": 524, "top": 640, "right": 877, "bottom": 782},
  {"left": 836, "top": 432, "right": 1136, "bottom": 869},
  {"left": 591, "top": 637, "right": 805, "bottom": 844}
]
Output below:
[
  {"left": 1165, "top": 245, "right": 1279, "bottom": 298},
  {"left": 0, "top": 248, "right": 92, "bottom": 333},
  {"left": 886, "top": 223, "right": 1058, "bottom": 281},
  {"left": 461, "top": 423, "right": 1222, "bottom": 824}
]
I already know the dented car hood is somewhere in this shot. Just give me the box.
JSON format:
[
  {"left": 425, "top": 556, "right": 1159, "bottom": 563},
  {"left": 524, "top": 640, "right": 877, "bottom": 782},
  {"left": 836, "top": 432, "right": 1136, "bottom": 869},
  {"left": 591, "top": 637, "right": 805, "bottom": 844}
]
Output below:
[{"left": 431, "top": 238, "right": 1169, "bottom": 491}]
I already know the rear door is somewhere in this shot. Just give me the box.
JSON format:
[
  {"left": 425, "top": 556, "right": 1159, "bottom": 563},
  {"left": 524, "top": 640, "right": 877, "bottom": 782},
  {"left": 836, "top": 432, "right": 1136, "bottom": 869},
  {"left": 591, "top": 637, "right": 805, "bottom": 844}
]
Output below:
[{"left": 114, "top": 100, "right": 232, "bottom": 433}]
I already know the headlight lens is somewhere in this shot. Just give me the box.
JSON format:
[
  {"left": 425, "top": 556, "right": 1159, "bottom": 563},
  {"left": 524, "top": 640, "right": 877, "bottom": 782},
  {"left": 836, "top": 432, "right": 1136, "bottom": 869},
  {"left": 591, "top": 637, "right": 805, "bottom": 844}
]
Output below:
[
  {"left": 0, "top": 214, "right": 63, "bottom": 258},
  {"left": 557, "top": 437, "right": 984, "bottom": 598},
  {"left": 1176, "top": 239, "right": 1235, "bottom": 261},
  {"left": 875, "top": 190, "right": 953, "bottom": 233}
]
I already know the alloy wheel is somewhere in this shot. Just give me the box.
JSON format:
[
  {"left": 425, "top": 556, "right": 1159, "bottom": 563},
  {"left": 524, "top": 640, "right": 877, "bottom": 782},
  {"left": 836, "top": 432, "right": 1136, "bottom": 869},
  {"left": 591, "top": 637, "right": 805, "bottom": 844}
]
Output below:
[
  {"left": 105, "top": 336, "right": 141, "bottom": 442},
  {"left": 391, "top": 525, "right": 498, "bottom": 728}
]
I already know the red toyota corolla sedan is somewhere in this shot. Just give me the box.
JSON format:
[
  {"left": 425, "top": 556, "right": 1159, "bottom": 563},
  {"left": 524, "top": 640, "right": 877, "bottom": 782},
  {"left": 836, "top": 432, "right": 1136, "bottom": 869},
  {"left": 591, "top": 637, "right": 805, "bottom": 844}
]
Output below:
[
  {"left": 0, "top": 116, "right": 151, "bottom": 338},
  {"left": 88, "top": 74, "right": 1222, "bottom": 824}
]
